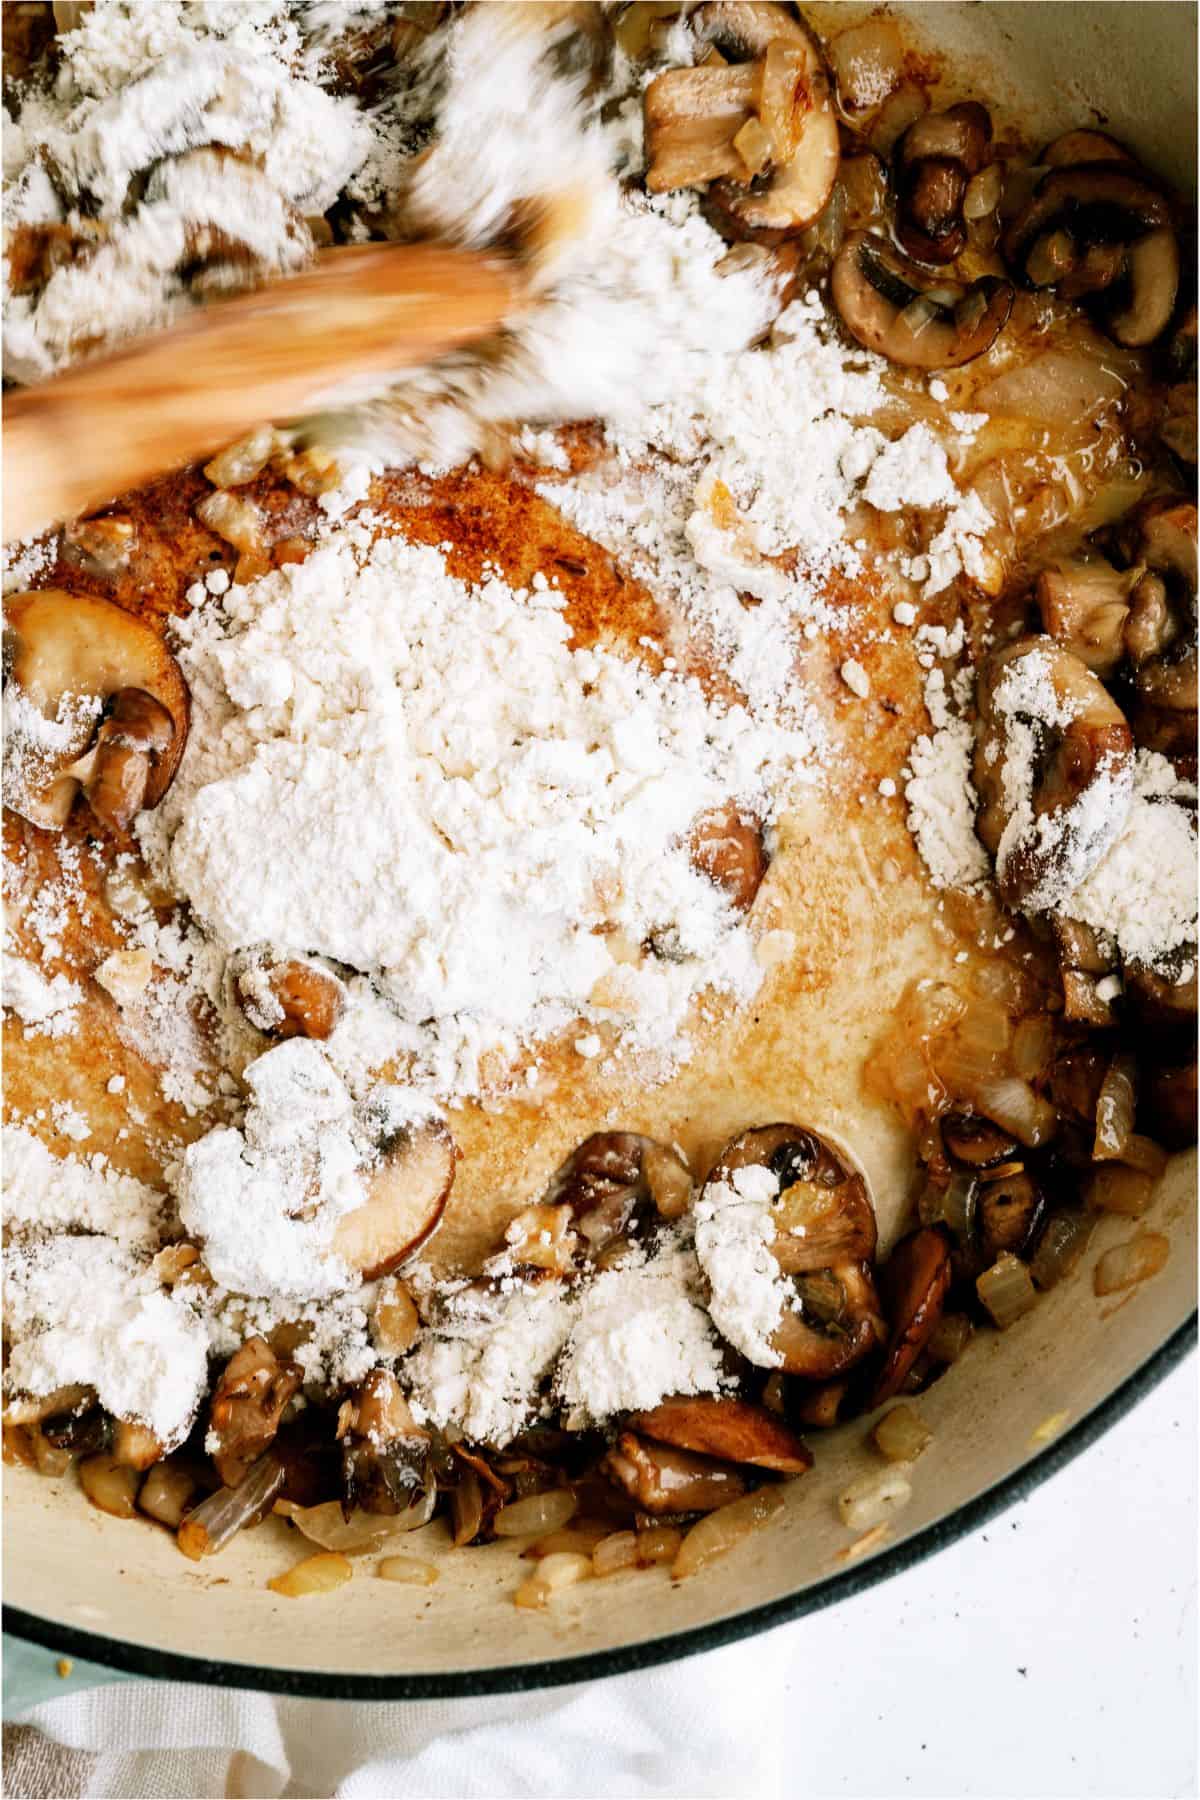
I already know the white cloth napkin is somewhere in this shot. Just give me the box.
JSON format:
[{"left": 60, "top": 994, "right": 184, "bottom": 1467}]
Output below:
[{"left": 6, "top": 1634, "right": 785, "bottom": 1799}]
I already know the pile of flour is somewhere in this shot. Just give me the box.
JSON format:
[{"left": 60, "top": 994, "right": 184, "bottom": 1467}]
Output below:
[{"left": 137, "top": 520, "right": 819, "bottom": 1096}]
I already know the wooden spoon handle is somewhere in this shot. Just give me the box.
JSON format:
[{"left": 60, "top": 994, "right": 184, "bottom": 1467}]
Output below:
[{"left": 3, "top": 243, "right": 521, "bottom": 545}]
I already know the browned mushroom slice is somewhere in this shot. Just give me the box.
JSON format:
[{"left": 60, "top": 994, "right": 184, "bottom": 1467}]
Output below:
[
  {"left": 602, "top": 1432, "right": 748, "bottom": 1514},
  {"left": 831, "top": 232, "right": 1013, "bottom": 368},
  {"left": 977, "top": 1168, "right": 1045, "bottom": 1262},
  {"left": 870, "top": 1225, "right": 952, "bottom": 1407},
  {"left": 894, "top": 101, "right": 992, "bottom": 264},
  {"left": 331, "top": 1118, "right": 455, "bottom": 1280},
  {"left": 941, "top": 1112, "right": 1020, "bottom": 1170},
  {"left": 3, "top": 590, "right": 189, "bottom": 834},
  {"left": 1002, "top": 164, "right": 1178, "bottom": 347},
  {"left": 1036, "top": 560, "right": 1138, "bottom": 678},
  {"left": 546, "top": 1131, "right": 693, "bottom": 1258},
  {"left": 705, "top": 103, "right": 840, "bottom": 244},
  {"left": 1124, "top": 956, "right": 1198, "bottom": 1038},
  {"left": 973, "top": 636, "right": 1134, "bottom": 911},
  {"left": 707, "top": 1123, "right": 878, "bottom": 1269},
  {"left": 208, "top": 1337, "right": 301, "bottom": 1489},
  {"left": 688, "top": 803, "right": 768, "bottom": 912},
  {"left": 338, "top": 1368, "right": 433, "bottom": 1516},
  {"left": 630, "top": 1395, "right": 812, "bottom": 1473},
  {"left": 771, "top": 1261, "right": 886, "bottom": 1379},
  {"left": 699, "top": 1124, "right": 885, "bottom": 1377},
  {"left": 1124, "top": 500, "right": 1198, "bottom": 714},
  {"left": 233, "top": 951, "right": 347, "bottom": 1040}
]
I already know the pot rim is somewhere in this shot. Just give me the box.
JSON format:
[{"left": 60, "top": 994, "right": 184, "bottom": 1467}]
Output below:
[{"left": 7, "top": 1310, "right": 1195, "bottom": 1701}]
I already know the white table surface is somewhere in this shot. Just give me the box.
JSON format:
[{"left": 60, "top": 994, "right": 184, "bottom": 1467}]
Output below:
[{"left": 769, "top": 1350, "right": 1197, "bottom": 1800}]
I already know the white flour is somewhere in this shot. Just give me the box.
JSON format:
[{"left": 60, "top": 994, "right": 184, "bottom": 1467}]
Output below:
[
  {"left": 2, "top": 944, "right": 83, "bottom": 1038},
  {"left": 1060, "top": 751, "right": 1197, "bottom": 974},
  {"left": 988, "top": 647, "right": 1133, "bottom": 914},
  {"left": 554, "top": 1233, "right": 727, "bottom": 1429},
  {"left": 404, "top": 1278, "right": 576, "bottom": 1446},
  {"left": 174, "top": 1039, "right": 411, "bottom": 1299},
  {"left": 4, "top": 1234, "right": 209, "bottom": 1444},
  {"left": 3, "top": 1124, "right": 165, "bottom": 1244},
  {"left": 694, "top": 1164, "right": 786, "bottom": 1368},
  {"left": 139, "top": 523, "right": 815, "bottom": 1097},
  {"left": 3, "top": 2, "right": 367, "bottom": 380}
]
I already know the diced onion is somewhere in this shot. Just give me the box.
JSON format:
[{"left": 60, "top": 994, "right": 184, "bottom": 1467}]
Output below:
[
  {"left": 1029, "top": 1211, "right": 1096, "bottom": 1290},
  {"left": 592, "top": 1530, "right": 639, "bottom": 1578},
  {"left": 976, "top": 1252, "right": 1038, "bottom": 1328},
  {"left": 1094, "top": 1055, "right": 1137, "bottom": 1161},
  {"left": 827, "top": 19, "right": 905, "bottom": 113},
  {"left": 195, "top": 489, "right": 263, "bottom": 553},
  {"left": 671, "top": 1487, "right": 784, "bottom": 1579},
  {"left": 970, "top": 1077, "right": 1057, "bottom": 1148},
  {"left": 1086, "top": 1164, "right": 1154, "bottom": 1217},
  {"left": 177, "top": 1451, "right": 283, "bottom": 1561},
  {"left": 837, "top": 1465, "right": 913, "bottom": 1531},
  {"left": 138, "top": 1461, "right": 198, "bottom": 1529},
  {"left": 872, "top": 1406, "right": 932, "bottom": 1464},
  {"left": 378, "top": 1555, "right": 438, "bottom": 1586},
  {"left": 525, "top": 1524, "right": 611, "bottom": 1561},
  {"left": 964, "top": 163, "right": 1004, "bottom": 220},
  {"left": 1012, "top": 1017, "right": 1054, "bottom": 1081},
  {"left": 514, "top": 1551, "right": 592, "bottom": 1609},
  {"left": 203, "top": 425, "right": 279, "bottom": 489},
  {"left": 1093, "top": 1231, "right": 1170, "bottom": 1296},
  {"left": 976, "top": 351, "right": 1127, "bottom": 428},
  {"left": 926, "top": 1313, "right": 972, "bottom": 1364},
  {"left": 1119, "top": 1136, "right": 1169, "bottom": 1180},
  {"left": 267, "top": 1552, "right": 352, "bottom": 1598},
  {"left": 493, "top": 1489, "right": 577, "bottom": 1538}
]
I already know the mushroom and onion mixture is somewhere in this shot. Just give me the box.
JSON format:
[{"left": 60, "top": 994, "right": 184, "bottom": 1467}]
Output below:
[{"left": 3, "top": 0, "right": 1196, "bottom": 1606}]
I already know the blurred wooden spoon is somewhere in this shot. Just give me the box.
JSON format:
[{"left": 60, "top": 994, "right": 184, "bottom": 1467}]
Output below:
[{"left": 3, "top": 242, "right": 523, "bottom": 544}]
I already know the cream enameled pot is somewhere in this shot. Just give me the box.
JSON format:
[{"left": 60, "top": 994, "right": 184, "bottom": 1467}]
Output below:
[{"left": 5, "top": 1, "right": 1197, "bottom": 1697}]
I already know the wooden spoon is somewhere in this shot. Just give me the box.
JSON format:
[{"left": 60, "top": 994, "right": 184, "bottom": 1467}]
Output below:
[{"left": 3, "top": 242, "right": 523, "bottom": 545}]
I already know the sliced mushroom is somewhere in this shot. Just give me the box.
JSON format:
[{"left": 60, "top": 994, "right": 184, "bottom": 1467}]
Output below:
[
  {"left": 894, "top": 101, "right": 991, "bottom": 264},
  {"left": 331, "top": 1117, "right": 455, "bottom": 1280},
  {"left": 1161, "top": 306, "right": 1197, "bottom": 466},
  {"left": 338, "top": 1368, "right": 433, "bottom": 1515},
  {"left": 601, "top": 1432, "right": 748, "bottom": 1514},
  {"left": 700, "top": 1123, "right": 885, "bottom": 1377},
  {"left": 831, "top": 231, "right": 1013, "bottom": 368},
  {"left": 977, "top": 1168, "right": 1045, "bottom": 1262},
  {"left": 684, "top": 10, "right": 840, "bottom": 244},
  {"left": 1036, "top": 559, "right": 1140, "bottom": 678},
  {"left": 1122, "top": 499, "right": 1197, "bottom": 714},
  {"left": 870, "top": 1225, "right": 952, "bottom": 1407},
  {"left": 1002, "top": 164, "right": 1178, "bottom": 347},
  {"left": 974, "top": 636, "right": 1134, "bottom": 912},
  {"left": 941, "top": 1112, "right": 1020, "bottom": 1170},
  {"left": 232, "top": 950, "right": 347, "bottom": 1041},
  {"left": 688, "top": 803, "right": 768, "bottom": 912},
  {"left": 3, "top": 590, "right": 188, "bottom": 834},
  {"left": 545, "top": 1131, "right": 693, "bottom": 1259},
  {"left": 208, "top": 1337, "right": 301, "bottom": 1488},
  {"left": 630, "top": 1395, "right": 812, "bottom": 1473}
]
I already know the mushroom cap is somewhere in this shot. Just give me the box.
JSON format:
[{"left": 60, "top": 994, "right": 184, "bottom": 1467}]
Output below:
[
  {"left": 331, "top": 1119, "right": 455, "bottom": 1281},
  {"left": 701, "top": 11, "right": 840, "bottom": 244},
  {"left": 897, "top": 101, "right": 992, "bottom": 175},
  {"left": 3, "top": 588, "right": 189, "bottom": 830},
  {"left": 831, "top": 230, "right": 1013, "bottom": 368},
  {"left": 631, "top": 1395, "right": 812, "bottom": 1473},
  {"left": 1002, "top": 164, "right": 1172, "bottom": 276}
]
